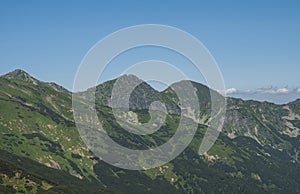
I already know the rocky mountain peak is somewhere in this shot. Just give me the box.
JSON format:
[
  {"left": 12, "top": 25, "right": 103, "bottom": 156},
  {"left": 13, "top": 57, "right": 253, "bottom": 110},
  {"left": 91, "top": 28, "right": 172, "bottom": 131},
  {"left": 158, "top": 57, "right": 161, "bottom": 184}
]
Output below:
[{"left": 2, "top": 69, "right": 39, "bottom": 84}]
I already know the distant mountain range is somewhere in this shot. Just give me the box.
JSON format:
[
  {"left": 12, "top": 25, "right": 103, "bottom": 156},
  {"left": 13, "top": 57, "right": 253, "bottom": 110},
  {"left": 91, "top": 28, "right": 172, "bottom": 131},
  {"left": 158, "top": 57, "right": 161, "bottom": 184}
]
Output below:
[
  {"left": 0, "top": 69, "right": 300, "bottom": 193},
  {"left": 226, "top": 87, "right": 300, "bottom": 104}
]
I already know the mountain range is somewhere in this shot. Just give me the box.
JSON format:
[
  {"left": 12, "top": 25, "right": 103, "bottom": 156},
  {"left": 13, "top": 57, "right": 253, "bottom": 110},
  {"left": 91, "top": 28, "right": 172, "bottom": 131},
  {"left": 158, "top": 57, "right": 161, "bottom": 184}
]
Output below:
[
  {"left": 227, "top": 87, "right": 300, "bottom": 105},
  {"left": 0, "top": 69, "right": 300, "bottom": 193}
]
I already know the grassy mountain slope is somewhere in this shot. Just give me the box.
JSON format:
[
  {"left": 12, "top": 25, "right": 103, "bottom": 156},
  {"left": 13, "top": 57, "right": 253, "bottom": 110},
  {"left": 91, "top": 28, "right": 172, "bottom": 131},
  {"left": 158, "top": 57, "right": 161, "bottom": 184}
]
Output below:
[{"left": 0, "top": 69, "right": 300, "bottom": 193}]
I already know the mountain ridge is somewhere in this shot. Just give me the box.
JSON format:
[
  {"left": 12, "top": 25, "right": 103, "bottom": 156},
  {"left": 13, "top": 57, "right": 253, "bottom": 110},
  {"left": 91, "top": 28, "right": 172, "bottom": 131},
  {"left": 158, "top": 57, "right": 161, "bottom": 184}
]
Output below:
[
  {"left": 2, "top": 69, "right": 299, "bottom": 105},
  {"left": 1, "top": 69, "right": 300, "bottom": 193}
]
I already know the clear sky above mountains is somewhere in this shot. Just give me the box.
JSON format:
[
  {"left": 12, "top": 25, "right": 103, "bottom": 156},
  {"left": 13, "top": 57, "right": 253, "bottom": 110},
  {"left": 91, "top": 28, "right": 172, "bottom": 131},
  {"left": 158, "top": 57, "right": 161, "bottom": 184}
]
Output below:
[{"left": 0, "top": 0, "right": 299, "bottom": 103}]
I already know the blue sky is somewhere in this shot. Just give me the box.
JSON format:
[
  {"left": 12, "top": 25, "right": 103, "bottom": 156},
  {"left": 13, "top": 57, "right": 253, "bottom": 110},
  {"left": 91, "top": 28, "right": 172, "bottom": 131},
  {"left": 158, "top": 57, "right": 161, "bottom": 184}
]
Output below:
[{"left": 0, "top": 0, "right": 300, "bottom": 100}]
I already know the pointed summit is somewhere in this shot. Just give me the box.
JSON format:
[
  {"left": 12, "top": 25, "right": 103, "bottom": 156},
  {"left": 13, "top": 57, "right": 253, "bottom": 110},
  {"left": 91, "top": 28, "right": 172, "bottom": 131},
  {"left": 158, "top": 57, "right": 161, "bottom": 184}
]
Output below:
[{"left": 2, "top": 69, "right": 39, "bottom": 84}]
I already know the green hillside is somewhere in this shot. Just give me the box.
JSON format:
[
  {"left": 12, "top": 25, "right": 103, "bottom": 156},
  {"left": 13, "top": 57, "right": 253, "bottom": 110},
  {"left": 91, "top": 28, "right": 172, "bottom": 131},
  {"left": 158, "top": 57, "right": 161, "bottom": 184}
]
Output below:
[{"left": 0, "top": 69, "right": 300, "bottom": 193}]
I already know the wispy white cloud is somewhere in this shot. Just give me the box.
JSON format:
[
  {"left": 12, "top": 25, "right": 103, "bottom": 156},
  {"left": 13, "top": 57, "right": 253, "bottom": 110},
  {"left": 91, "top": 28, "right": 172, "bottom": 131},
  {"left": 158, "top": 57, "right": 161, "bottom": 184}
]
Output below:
[
  {"left": 297, "top": 88, "right": 300, "bottom": 93},
  {"left": 276, "top": 88, "right": 289, "bottom": 94},
  {"left": 225, "top": 88, "right": 237, "bottom": 94},
  {"left": 218, "top": 88, "right": 237, "bottom": 95},
  {"left": 255, "top": 87, "right": 290, "bottom": 94}
]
